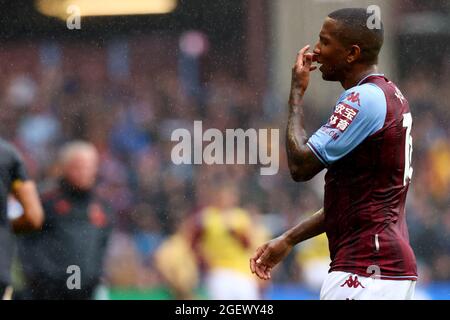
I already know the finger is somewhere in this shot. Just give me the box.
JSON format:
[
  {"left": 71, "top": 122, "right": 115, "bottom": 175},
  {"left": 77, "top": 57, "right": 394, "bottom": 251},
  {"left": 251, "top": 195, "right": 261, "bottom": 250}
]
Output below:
[
  {"left": 256, "top": 267, "right": 266, "bottom": 280},
  {"left": 297, "top": 44, "right": 310, "bottom": 59},
  {"left": 250, "top": 258, "right": 256, "bottom": 273},
  {"left": 254, "top": 263, "right": 267, "bottom": 280},
  {"left": 259, "top": 265, "right": 268, "bottom": 280},
  {"left": 255, "top": 251, "right": 265, "bottom": 265},
  {"left": 304, "top": 53, "right": 313, "bottom": 69},
  {"left": 252, "top": 245, "right": 266, "bottom": 263},
  {"left": 265, "top": 267, "right": 272, "bottom": 280},
  {"left": 251, "top": 245, "right": 267, "bottom": 275},
  {"left": 263, "top": 266, "right": 272, "bottom": 280},
  {"left": 256, "top": 248, "right": 272, "bottom": 267},
  {"left": 296, "top": 44, "right": 310, "bottom": 66},
  {"left": 310, "top": 66, "right": 317, "bottom": 71}
]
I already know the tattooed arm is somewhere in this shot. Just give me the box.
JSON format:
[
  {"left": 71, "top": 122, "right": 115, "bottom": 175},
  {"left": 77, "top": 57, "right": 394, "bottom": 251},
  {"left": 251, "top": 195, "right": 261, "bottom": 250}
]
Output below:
[{"left": 286, "top": 45, "right": 325, "bottom": 181}]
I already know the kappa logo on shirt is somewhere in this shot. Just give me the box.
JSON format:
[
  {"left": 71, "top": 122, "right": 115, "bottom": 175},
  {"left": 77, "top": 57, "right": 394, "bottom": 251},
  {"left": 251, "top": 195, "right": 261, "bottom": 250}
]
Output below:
[
  {"left": 327, "top": 103, "right": 359, "bottom": 132},
  {"left": 340, "top": 275, "right": 365, "bottom": 289},
  {"left": 346, "top": 91, "right": 361, "bottom": 106}
]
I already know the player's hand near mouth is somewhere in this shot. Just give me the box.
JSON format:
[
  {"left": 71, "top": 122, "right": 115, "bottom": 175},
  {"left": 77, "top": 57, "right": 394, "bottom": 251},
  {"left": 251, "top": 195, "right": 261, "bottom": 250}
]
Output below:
[{"left": 290, "top": 44, "right": 319, "bottom": 105}]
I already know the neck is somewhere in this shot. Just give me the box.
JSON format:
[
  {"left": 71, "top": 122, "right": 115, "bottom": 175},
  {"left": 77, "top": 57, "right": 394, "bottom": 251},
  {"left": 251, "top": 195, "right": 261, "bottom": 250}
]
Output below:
[{"left": 341, "top": 64, "right": 379, "bottom": 90}]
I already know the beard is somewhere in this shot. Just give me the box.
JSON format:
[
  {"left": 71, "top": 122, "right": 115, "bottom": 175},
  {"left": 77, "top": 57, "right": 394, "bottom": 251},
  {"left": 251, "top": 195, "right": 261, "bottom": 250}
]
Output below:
[{"left": 320, "top": 64, "right": 345, "bottom": 82}]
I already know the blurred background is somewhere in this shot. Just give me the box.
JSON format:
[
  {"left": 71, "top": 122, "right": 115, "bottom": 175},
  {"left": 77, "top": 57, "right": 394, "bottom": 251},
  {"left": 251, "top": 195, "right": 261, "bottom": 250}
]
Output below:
[{"left": 1, "top": 0, "right": 449, "bottom": 299}]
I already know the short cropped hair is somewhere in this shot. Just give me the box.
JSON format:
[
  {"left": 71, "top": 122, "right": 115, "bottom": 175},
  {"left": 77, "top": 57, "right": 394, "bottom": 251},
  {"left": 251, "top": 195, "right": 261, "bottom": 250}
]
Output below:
[
  {"left": 59, "top": 140, "right": 98, "bottom": 166},
  {"left": 328, "top": 8, "right": 384, "bottom": 64}
]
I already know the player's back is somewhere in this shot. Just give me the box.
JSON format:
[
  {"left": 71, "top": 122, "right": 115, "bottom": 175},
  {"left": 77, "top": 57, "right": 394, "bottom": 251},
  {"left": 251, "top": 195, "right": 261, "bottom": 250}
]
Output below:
[{"left": 324, "top": 75, "right": 417, "bottom": 280}]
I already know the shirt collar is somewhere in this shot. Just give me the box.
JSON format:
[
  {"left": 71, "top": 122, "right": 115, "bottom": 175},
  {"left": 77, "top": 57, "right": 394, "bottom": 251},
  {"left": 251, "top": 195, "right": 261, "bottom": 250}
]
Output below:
[{"left": 356, "top": 73, "right": 385, "bottom": 86}]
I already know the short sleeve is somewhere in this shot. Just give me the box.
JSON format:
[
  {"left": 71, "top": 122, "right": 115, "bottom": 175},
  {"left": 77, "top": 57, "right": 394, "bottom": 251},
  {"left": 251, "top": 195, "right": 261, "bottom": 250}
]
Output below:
[{"left": 307, "top": 83, "right": 387, "bottom": 166}]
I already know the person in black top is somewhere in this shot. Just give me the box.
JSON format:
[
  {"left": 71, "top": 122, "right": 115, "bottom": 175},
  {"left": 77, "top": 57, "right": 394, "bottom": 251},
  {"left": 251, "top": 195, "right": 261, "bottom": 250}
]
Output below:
[
  {"left": 0, "top": 138, "right": 44, "bottom": 299},
  {"left": 17, "top": 141, "right": 112, "bottom": 300}
]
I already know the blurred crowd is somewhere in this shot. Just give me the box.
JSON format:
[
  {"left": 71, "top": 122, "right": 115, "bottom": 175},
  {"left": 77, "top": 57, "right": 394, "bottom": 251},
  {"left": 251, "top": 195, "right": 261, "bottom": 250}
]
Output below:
[
  {"left": 402, "top": 67, "right": 450, "bottom": 283},
  {"left": 0, "top": 35, "right": 449, "bottom": 299}
]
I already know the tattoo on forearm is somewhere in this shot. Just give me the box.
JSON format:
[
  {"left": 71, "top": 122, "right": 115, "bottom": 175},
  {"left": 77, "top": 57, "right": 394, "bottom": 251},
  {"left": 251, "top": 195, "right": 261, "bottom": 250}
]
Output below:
[{"left": 286, "top": 90, "right": 308, "bottom": 162}]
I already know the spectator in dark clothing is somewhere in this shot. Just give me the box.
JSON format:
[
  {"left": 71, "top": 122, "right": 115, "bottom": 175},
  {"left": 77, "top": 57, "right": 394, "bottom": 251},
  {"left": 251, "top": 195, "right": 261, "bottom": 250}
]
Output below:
[
  {"left": 0, "top": 138, "right": 44, "bottom": 299},
  {"left": 17, "top": 141, "right": 112, "bottom": 300}
]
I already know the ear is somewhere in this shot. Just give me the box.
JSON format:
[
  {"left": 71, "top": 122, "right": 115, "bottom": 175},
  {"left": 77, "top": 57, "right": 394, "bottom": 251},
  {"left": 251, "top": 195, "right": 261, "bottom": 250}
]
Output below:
[{"left": 347, "top": 45, "right": 361, "bottom": 64}]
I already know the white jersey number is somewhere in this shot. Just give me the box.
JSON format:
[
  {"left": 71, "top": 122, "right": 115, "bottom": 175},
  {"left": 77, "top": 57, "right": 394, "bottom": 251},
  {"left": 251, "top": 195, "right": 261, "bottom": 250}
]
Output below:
[{"left": 402, "top": 113, "right": 413, "bottom": 186}]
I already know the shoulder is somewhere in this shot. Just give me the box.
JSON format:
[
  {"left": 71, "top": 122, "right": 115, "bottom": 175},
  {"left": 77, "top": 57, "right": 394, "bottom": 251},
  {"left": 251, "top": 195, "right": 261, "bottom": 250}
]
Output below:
[
  {"left": 341, "top": 83, "right": 386, "bottom": 109},
  {"left": 0, "top": 139, "right": 22, "bottom": 161},
  {"left": 338, "top": 83, "right": 387, "bottom": 124}
]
